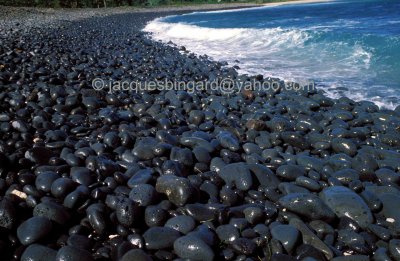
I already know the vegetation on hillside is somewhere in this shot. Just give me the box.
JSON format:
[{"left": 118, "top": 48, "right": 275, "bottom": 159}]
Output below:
[{"left": 0, "top": 0, "right": 292, "bottom": 8}]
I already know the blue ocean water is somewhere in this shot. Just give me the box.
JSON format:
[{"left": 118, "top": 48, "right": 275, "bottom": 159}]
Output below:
[{"left": 144, "top": 0, "right": 400, "bottom": 109}]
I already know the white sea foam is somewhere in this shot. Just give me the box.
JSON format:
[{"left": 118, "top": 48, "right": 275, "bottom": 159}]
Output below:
[{"left": 144, "top": 18, "right": 397, "bottom": 109}]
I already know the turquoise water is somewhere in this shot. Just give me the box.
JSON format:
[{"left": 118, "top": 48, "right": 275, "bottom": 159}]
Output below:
[{"left": 144, "top": 0, "right": 400, "bottom": 109}]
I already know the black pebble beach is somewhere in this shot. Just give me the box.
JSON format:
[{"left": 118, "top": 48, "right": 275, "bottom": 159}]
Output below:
[{"left": 1, "top": 5, "right": 400, "bottom": 261}]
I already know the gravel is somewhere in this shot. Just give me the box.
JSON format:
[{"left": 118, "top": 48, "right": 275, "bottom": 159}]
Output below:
[{"left": 0, "top": 4, "right": 400, "bottom": 260}]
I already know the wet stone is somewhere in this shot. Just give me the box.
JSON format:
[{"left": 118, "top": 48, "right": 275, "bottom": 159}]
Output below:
[
  {"left": 289, "top": 218, "right": 334, "bottom": 260},
  {"left": 230, "top": 238, "right": 257, "bottom": 255},
  {"left": 35, "top": 172, "right": 59, "bottom": 193},
  {"left": 337, "top": 229, "right": 365, "bottom": 247},
  {"left": 70, "top": 167, "right": 94, "bottom": 186},
  {"left": 165, "top": 215, "right": 196, "bottom": 234},
  {"left": 330, "top": 169, "right": 360, "bottom": 185},
  {"left": 217, "top": 131, "right": 240, "bottom": 151},
  {"left": 129, "top": 184, "right": 156, "bottom": 207},
  {"left": 156, "top": 175, "right": 197, "bottom": 207},
  {"left": 116, "top": 199, "right": 140, "bottom": 227},
  {"left": 378, "top": 193, "right": 400, "bottom": 225},
  {"left": 296, "top": 155, "right": 324, "bottom": 172},
  {"left": 389, "top": 239, "right": 400, "bottom": 261},
  {"left": 367, "top": 224, "right": 391, "bottom": 241},
  {"left": 278, "top": 193, "right": 335, "bottom": 221},
  {"left": 127, "top": 169, "right": 153, "bottom": 187},
  {"left": 17, "top": 217, "right": 53, "bottom": 245},
  {"left": 219, "top": 162, "right": 253, "bottom": 191},
  {"left": 373, "top": 247, "right": 392, "bottom": 261},
  {"left": 295, "top": 244, "right": 327, "bottom": 261},
  {"left": 216, "top": 224, "right": 240, "bottom": 243},
  {"left": 143, "top": 226, "right": 181, "bottom": 250},
  {"left": 271, "top": 225, "right": 300, "bottom": 253},
  {"left": 243, "top": 207, "right": 264, "bottom": 224},
  {"left": 183, "top": 203, "right": 216, "bottom": 222},
  {"left": 86, "top": 203, "right": 107, "bottom": 235},
  {"left": 360, "top": 190, "right": 382, "bottom": 212},
  {"left": 56, "top": 245, "right": 94, "bottom": 261},
  {"left": 376, "top": 168, "right": 400, "bottom": 184},
  {"left": 132, "top": 138, "right": 158, "bottom": 160},
  {"left": 21, "top": 244, "right": 57, "bottom": 261},
  {"left": 276, "top": 164, "right": 306, "bottom": 181},
  {"left": 51, "top": 177, "right": 77, "bottom": 198},
  {"left": 331, "top": 138, "right": 357, "bottom": 156},
  {"left": 279, "top": 182, "right": 310, "bottom": 194},
  {"left": 33, "top": 201, "right": 70, "bottom": 224},
  {"left": 67, "top": 234, "right": 93, "bottom": 251},
  {"left": 121, "top": 249, "right": 152, "bottom": 261},
  {"left": 320, "top": 186, "right": 373, "bottom": 228},
  {"left": 174, "top": 235, "right": 214, "bottom": 261},
  {"left": 144, "top": 205, "right": 167, "bottom": 227}
]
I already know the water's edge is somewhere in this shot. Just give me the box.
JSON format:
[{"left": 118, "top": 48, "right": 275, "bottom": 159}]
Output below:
[{"left": 143, "top": 2, "right": 400, "bottom": 110}]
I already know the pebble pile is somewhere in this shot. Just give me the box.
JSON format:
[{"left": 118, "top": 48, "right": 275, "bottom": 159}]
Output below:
[{"left": 1, "top": 9, "right": 400, "bottom": 261}]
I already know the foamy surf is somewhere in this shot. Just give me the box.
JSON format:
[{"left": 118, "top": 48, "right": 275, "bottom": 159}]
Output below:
[{"left": 143, "top": 0, "right": 400, "bottom": 109}]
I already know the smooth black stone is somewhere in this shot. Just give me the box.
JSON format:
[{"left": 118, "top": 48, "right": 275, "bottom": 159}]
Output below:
[
  {"left": 216, "top": 224, "right": 240, "bottom": 243},
  {"left": 70, "top": 167, "right": 94, "bottom": 186},
  {"left": 86, "top": 203, "right": 107, "bottom": 235},
  {"left": 217, "top": 131, "right": 240, "bottom": 151},
  {"left": 51, "top": 177, "right": 77, "bottom": 198},
  {"left": 230, "top": 238, "right": 257, "bottom": 255},
  {"left": 174, "top": 235, "right": 214, "bottom": 260},
  {"left": 389, "top": 239, "right": 400, "bottom": 260},
  {"left": 276, "top": 164, "right": 306, "bottom": 181},
  {"left": 331, "top": 169, "right": 359, "bottom": 185},
  {"left": 17, "top": 217, "right": 53, "bottom": 245},
  {"left": 143, "top": 226, "right": 181, "bottom": 250},
  {"left": 67, "top": 234, "right": 93, "bottom": 251},
  {"left": 155, "top": 175, "right": 197, "bottom": 207},
  {"left": 56, "top": 246, "right": 94, "bottom": 261},
  {"left": 33, "top": 201, "right": 71, "bottom": 225},
  {"left": 170, "top": 147, "right": 194, "bottom": 167},
  {"left": 278, "top": 193, "right": 335, "bottom": 221},
  {"left": 271, "top": 224, "right": 300, "bottom": 253},
  {"left": 295, "top": 244, "right": 327, "bottom": 260},
  {"left": 144, "top": 205, "right": 167, "bottom": 227},
  {"left": 116, "top": 199, "right": 140, "bottom": 227},
  {"left": 129, "top": 184, "right": 156, "bottom": 207},
  {"left": 183, "top": 203, "right": 216, "bottom": 222},
  {"left": 295, "top": 176, "right": 321, "bottom": 191},
  {"left": 127, "top": 169, "right": 153, "bottom": 188},
  {"left": 165, "top": 215, "right": 196, "bottom": 234},
  {"left": 331, "top": 138, "right": 357, "bottom": 156},
  {"left": 320, "top": 186, "right": 373, "bottom": 228},
  {"left": 21, "top": 244, "right": 57, "bottom": 261},
  {"left": 187, "top": 224, "right": 216, "bottom": 246},
  {"left": 289, "top": 218, "right": 334, "bottom": 260},
  {"left": 132, "top": 138, "right": 158, "bottom": 160},
  {"left": 121, "top": 249, "right": 152, "bottom": 261},
  {"left": 219, "top": 163, "right": 253, "bottom": 191}
]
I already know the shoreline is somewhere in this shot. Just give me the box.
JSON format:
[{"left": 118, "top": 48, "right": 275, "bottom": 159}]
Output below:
[
  {"left": 0, "top": 3, "right": 400, "bottom": 260},
  {"left": 0, "top": 0, "right": 332, "bottom": 27},
  {"left": 0, "top": 0, "right": 333, "bottom": 37},
  {"left": 262, "top": 0, "right": 332, "bottom": 7}
]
